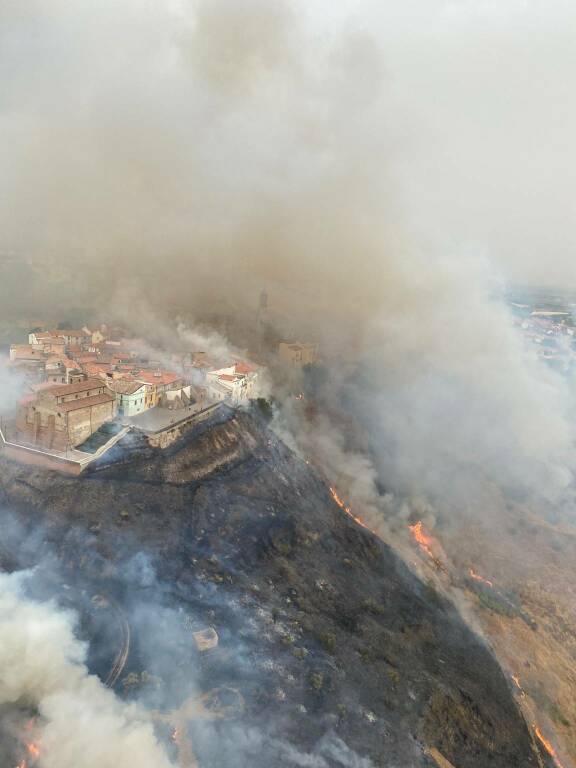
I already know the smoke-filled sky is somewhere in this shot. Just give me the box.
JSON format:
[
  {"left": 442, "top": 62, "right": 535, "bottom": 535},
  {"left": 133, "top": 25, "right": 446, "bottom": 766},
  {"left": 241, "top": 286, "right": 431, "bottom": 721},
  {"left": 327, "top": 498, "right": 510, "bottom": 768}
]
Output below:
[
  {"left": 2, "top": 6, "right": 576, "bottom": 764},
  {"left": 1, "top": 0, "right": 575, "bottom": 320},
  {"left": 1, "top": 0, "right": 575, "bottom": 501},
  {"left": 0, "top": 0, "right": 574, "bottom": 476}
]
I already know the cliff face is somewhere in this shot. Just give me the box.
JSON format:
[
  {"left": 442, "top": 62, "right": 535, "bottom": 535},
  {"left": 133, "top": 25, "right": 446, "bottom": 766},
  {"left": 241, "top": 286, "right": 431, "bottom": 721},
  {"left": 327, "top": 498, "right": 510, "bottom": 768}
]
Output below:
[{"left": 0, "top": 409, "right": 549, "bottom": 768}]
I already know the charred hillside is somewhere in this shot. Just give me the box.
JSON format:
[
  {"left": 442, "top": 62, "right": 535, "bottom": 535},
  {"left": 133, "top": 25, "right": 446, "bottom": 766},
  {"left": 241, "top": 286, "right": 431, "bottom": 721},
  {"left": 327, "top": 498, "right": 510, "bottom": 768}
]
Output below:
[{"left": 0, "top": 410, "right": 549, "bottom": 768}]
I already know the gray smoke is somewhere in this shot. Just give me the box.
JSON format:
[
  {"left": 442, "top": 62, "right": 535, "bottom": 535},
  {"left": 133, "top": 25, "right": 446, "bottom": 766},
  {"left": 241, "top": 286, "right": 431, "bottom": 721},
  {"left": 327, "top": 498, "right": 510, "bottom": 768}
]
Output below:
[
  {"left": 1, "top": 0, "right": 574, "bottom": 534},
  {"left": 0, "top": 570, "right": 175, "bottom": 768},
  {"left": 1, "top": 1, "right": 576, "bottom": 760}
]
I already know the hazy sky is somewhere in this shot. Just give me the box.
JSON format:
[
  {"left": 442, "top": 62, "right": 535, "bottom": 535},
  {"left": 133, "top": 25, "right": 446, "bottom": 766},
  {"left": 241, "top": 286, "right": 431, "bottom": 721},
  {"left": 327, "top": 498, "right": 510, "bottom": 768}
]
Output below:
[
  {"left": 363, "top": 0, "right": 576, "bottom": 289},
  {"left": 2, "top": 7, "right": 576, "bottom": 767},
  {"left": 0, "top": 0, "right": 574, "bottom": 315}
]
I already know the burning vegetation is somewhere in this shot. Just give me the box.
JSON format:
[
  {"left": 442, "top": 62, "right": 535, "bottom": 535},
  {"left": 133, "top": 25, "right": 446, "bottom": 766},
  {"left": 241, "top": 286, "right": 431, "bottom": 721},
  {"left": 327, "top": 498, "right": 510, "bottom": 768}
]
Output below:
[
  {"left": 0, "top": 409, "right": 546, "bottom": 768},
  {"left": 408, "top": 521, "right": 447, "bottom": 573},
  {"left": 1, "top": 0, "right": 576, "bottom": 763},
  {"left": 409, "top": 521, "right": 435, "bottom": 559},
  {"left": 468, "top": 568, "right": 494, "bottom": 589},
  {"left": 534, "top": 725, "right": 566, "bottom": 768},
  {"left": 15, "top": 721, "right": 41, "bottom": 768},
  {"left": 328, "top": 486, "right": 377, "bottom": 534}
]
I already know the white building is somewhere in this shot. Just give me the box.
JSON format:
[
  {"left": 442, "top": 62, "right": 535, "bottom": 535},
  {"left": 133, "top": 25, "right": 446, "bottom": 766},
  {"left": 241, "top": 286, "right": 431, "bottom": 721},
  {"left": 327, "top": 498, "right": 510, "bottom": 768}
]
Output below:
[{"left": 205, "top": 361, "right": 260, "bottom": 405}]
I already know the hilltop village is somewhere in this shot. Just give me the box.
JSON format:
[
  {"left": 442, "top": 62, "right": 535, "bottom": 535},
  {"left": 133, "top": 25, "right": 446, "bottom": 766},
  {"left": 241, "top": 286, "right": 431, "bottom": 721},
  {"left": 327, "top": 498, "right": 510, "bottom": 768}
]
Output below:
[{"left": 2, "top": 323, "right": 288, "bottom": 472}]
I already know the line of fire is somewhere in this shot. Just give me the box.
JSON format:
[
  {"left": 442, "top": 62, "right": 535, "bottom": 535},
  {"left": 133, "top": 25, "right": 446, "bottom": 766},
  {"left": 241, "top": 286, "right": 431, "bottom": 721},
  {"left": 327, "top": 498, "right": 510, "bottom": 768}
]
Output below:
[{"left": 324, "top": 482, "right": 568, "bottom": 768}]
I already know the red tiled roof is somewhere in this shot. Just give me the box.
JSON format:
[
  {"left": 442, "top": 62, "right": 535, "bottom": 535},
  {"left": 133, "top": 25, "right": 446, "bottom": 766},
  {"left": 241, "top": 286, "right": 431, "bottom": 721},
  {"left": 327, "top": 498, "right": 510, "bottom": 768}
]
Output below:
[
  {"left": 108, "top": 379, "right": 145, "bottom": 395},
  {"left": 235, "top": 362, "right": 255, "bottom": 374},
  {"left": 219, "top": 374, "right": 240, "bottom": 382},
  {"left": 135, "top": 370, "right": 182, "bottom": 386},
  {"left": 34, "top": 331, "right": 58, "bottom": 339},
  {"left": 83, "top": 362, "right": 112, "bottom": 374},
  {"left": 41, "top": 377, "right": 105, "bottom": 396},
  {"left": 10, "top": 346, "right": 44, "bottom": 358},
  {"left": 50, "top": 392, "right": 116, "bottom": 413},
  {"left": 35, "top": 329, "right": 87, "bottom": 339},
  {"left": 44, "top": 355, "right": 77, "bottom": 369}
]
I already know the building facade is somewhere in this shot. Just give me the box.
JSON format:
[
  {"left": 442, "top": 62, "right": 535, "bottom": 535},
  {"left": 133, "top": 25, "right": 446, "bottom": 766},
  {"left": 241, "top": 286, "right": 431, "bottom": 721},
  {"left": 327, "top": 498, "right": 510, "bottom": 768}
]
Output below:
[
  {"left": 17, "top": 377, "right": 116, "bottom": 450},
  {"left": 278, "top": 342, "right": 318, "bottom": 367},
  {"left": 108, "top": 380, "right": 153, "bottom": 418},
  {"left": 205, "top": 362, "right": 259, "bottom": 404},
  {"left": 133, "top": 370, "right": 184, "bottom": 407}
]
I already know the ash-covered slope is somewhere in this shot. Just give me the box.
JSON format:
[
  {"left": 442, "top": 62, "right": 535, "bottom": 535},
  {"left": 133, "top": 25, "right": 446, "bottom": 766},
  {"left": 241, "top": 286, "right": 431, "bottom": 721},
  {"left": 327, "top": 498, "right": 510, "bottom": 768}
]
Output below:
[{"left": 0, "top": 410, "right": 547, "bottom": 768}]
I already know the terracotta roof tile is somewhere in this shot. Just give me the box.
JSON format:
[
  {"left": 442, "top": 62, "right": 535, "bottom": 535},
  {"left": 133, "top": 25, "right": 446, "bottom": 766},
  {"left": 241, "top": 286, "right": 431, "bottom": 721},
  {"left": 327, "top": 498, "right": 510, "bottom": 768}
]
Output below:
[
  {"left": 50, "top": 392, "right": 116, "bottom": 413},
  {"left": 135, "top": 370, "right": 182, "bottom": 386},
  {"left": 108, "top": 379, "right": 145, "bottom": 395},
  {"left": 41, "top": 377, "right": 105, "bottom": 396},
  {"left": 234, "top": 362, "right": 255, "bottom": 374}
]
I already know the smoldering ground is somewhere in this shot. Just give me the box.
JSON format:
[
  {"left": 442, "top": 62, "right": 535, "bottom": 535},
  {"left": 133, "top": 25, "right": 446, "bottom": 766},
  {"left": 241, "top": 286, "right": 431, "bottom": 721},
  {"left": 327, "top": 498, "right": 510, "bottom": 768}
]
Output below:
[
  {"left": 1, "top": 1, "right": 576, "bottom": 763},
  {"left": 0, "top": 568, "right": 175, "bottom": 768},
  {"left": 0, "top": 509, "right": 376, "bottom": 768}
]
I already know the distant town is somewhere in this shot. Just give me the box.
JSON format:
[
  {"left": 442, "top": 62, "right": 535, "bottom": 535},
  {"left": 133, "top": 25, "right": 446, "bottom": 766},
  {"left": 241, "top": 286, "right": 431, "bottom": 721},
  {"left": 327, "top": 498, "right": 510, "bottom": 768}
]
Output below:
[
  {"left": 509, "top": 296, "right": 576, "bottom": 370},
  {"left": 1, "top": 321, "right": 319, "bottom": 473}
]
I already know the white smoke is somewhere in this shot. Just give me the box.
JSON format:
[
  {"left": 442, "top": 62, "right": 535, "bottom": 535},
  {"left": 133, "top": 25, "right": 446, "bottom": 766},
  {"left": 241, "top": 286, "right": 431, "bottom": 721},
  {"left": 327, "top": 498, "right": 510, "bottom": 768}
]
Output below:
[
  {"left": 0, "top": 570, "right": 174, "bottom": 768},
  {"left": 0, "top": 357, "right": 26, "bottom": 417}
]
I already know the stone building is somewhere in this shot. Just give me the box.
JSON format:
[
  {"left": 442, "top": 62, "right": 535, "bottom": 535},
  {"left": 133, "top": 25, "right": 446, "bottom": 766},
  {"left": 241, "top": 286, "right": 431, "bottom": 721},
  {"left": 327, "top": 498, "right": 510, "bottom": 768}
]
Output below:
[
  {"left": 205, "top": 362, "right": 260, "bottom": 404},
  {"left": 278, "top": 342, "right": 318, "bottom": 367},
  {"left": 8, "top": 345, "right": 47, "bottom": 383},
  {"left": 17, "top": 377, "right": 116, "bottom": 450},
  {"left": 133, "top": 370, "right": 184, "bottom": 406},
  {"left": 108, "top": 379, "right": 154, "bottom": 418}
]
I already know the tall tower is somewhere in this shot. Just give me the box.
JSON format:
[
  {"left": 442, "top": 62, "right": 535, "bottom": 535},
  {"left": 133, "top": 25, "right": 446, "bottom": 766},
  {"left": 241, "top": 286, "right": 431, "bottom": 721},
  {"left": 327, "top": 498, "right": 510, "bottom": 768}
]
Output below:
[{"left": 256, "top": 289, "right": 268, "bottom": 354}]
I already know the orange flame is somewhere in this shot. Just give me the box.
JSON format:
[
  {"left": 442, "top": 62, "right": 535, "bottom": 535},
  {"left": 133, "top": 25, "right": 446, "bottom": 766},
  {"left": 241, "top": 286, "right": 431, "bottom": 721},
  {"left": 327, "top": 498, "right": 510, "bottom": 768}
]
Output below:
[
  {"left": 511, "top": 675, "right": 526, "bottom": 698},
  {"left": 16, "top": 720, "right": 40, "bottom": 768},
  {"left": 408, "top": 521, "right": 447, "bottom": 572},
  {"left": 409, "top": 521, "right": 435, "bottom": 559},
  {"left": 469, "top": 568, "right": 494, "bottom": 588},
  {"left": 26, "top": 743, "right": 40, "bottom": 760},
  {"left": 534, "top": 725, "right": 565, "bottom": 768},
  {"left": 15, "top": 741, "right": 40, "bottom": 768},
  {"left": 329, "top": 487, "right": 376, "bottom": 534}
]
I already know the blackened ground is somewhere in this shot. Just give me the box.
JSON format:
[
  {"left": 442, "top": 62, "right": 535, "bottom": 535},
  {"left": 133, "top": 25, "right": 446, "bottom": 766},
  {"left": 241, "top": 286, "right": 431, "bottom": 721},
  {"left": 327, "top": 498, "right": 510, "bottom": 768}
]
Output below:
[{"left": 0, "top": 409, "right": 550, "bottom": 768}]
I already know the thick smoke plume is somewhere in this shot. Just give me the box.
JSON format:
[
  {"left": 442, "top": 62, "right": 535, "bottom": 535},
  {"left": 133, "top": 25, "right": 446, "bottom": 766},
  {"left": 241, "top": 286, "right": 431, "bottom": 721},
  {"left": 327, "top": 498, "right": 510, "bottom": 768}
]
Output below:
[
  {"left": 2, "top": 0, "right": 576, "bottom": 305},
  {"left": 0, "top": 570, "right": 175, "bottom": 768},
  {"left": 0, "top": 0, "right": 574, "bottom": 568},
  {"left": 1, "top": 1, "right": 576, "bottom": 759},
  {"left": 0, "top": 3, "right": 574, "bottom": 531}
]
